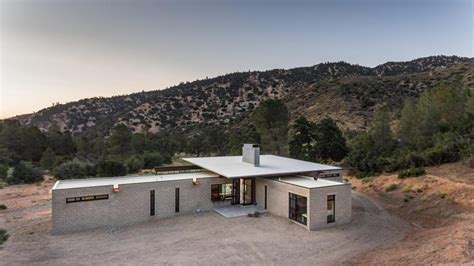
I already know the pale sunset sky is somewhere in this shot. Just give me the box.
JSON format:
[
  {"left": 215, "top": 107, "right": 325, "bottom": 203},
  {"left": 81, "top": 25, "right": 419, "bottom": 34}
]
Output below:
[{"left": 0, "top": 0, "right": 472, "bottom": 118}]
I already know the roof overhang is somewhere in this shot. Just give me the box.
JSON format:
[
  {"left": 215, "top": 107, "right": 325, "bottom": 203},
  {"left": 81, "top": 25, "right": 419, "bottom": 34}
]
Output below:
[{"left": 183, "top": 155, "right": 341, "bottom": 179}]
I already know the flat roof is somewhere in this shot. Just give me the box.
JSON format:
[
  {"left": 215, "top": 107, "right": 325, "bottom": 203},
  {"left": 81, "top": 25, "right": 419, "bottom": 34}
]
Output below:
[
  {"left": 52, "top": 171, "right": 219, "bottom": 190},
  {"left": 276, "top": 176, "right": 346, "bottom": 189},
  {"left": 183, "top": 155, "right": 340, "bottom": 178}
]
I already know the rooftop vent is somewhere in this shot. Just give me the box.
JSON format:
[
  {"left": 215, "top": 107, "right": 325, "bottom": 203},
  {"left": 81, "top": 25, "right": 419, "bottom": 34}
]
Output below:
[{"left": 242, "top": 144, "right": 260, "bottom": 167}]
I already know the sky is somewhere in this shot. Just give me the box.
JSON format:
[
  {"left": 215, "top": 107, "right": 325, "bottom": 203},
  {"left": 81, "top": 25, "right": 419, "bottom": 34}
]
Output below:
[{"left": 0, "top": 0, "right": 472, "bottom": 118}]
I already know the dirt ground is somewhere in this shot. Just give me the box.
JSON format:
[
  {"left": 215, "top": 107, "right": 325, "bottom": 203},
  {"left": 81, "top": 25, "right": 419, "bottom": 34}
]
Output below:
[
  {"left": 0, "top": 179, "right": 407, "bottom": 265},
  {"left": 350, "top": 161, "right": 474, "bottom": 264}
]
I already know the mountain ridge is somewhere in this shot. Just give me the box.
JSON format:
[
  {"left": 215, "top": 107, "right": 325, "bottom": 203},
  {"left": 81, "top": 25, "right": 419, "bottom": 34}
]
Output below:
[{"left": 9, "top": 55, "right": 474, "bottom": 137}]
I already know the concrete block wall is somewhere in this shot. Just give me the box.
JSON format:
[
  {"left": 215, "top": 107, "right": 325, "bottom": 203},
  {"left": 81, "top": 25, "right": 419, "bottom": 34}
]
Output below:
[
  {"left": 255, "top": 178, "right": 310, "bottom": 229},
  {"left": 308, "top": 183, "right": 352, "bottom": 230},
  {"left": 52, "top": 176, "right": 231, "bottom": 234},
  {"left": 255, "top": 177, "right": 351, "bottom": 231}
]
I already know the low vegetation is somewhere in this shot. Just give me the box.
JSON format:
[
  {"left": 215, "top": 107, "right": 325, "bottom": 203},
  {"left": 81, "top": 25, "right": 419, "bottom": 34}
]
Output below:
[
  {"left": 0, "top": 204, "right": 6, "bottom": 210},
  {"left": 398, "top": 168, "right": 426, "bottom": 179},
  {"left": 385, "top": 184, "right": 399, "bottom": 192},
  {"left": 0, "top": 229, "right": 8, "bottom": 245}
]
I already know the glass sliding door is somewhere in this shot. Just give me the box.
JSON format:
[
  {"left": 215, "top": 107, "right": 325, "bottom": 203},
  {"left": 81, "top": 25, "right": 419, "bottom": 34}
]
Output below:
[
  {"left": 240, "top": 178, "right": 254, "bottom": 205},
  {"left": 289, "top": 193, "right": 307, "bottom": 225},
  {"left": 231, "top": 178, "right": 240, "bottom": 205}
]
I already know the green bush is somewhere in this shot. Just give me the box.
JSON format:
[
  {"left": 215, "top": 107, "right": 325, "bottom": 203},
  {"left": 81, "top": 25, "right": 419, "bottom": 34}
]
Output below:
[
  {"left": 53, "top": 160, "right": 89, "bottom": 179},
  {"left": 142, "top": 152, "right": 164, "bottom": 169},
  {"left": 421, "top": 132, "right": 463, "bottom": 165},
  {"left": 97, "top": 160, "right": 127, "bottom": 177},
  {"left": 398, "top": 167, "right": 426, "bottom": 179},
  {"left": 125, "top": 156, "right": 144, "bottom": 174},
  {"left": 0, "top": 164, "right": 8, "bottom": 179},
  {"left": 8, "top": 161, "right": 43, "bottom": 184},
  {"left": 361, "top": 176, "right": 375, "bottom": 184},
  {"left": 385, "top": 183, "right": 399, "bottom": 192},
  {"left": 0, "top": 204, "right": 6, "bottom": 210},
  {"left": 0, "top": 228, "right": 9, "bottom": 245}
]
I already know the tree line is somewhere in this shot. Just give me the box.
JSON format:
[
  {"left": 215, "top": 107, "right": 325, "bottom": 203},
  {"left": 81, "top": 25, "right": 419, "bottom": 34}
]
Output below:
[{"left": 0, "top": 82, "right": 472, "bottom": 183}]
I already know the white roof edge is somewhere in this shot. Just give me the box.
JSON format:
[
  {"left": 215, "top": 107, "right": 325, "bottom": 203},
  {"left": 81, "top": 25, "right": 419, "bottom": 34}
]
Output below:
[
  {"left": 183, "top": 155, "right": 341, "bottom": 178},
  {"left": 51, "top": 180, "right": 60, "bottom": 190},
  {"left": 53, "top": 171, "right": 219, "bottom": 190}
]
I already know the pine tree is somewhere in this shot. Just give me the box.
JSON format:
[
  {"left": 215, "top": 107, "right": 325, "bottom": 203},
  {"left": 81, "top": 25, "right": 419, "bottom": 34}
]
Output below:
[
  {"left": 251, "top": 99, "right": 289, "bottom": 155},
  {"left": 40, "top": 148, "right": 56, "bottom": 171}
]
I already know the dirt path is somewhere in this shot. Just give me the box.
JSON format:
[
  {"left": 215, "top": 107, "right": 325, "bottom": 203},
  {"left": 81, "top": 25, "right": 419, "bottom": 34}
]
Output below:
[
  {"left": 0, "top": 181, "right": 408, "bottom": 265},
  {"left": 350, "top": 161, "right": 474, "bottom": 264}
]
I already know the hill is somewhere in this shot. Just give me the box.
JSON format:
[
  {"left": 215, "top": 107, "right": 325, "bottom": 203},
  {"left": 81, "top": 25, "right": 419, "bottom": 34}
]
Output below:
[{"left": 11, "top": 55, "right": 474, "bottom": 137}]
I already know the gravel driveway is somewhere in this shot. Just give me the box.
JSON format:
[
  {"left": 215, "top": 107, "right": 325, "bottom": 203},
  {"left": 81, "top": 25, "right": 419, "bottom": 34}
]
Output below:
[{"left": 1, "top": 192, "right": 408, "bottom": 265}]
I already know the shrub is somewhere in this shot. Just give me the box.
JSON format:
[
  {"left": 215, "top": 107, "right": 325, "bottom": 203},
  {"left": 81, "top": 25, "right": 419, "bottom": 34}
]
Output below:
[
  {"left": 0, "top": 204, "right": 6, "bottom": 210},
  {"left": 438, "top": 191, "right": 448, "bottom": 199},
  {"left": 53, "top": 160, "right": 89, "bottom": 180},
  {"left": 421, "top": 132, "right": 463, "bottom": 165},
  {"left": 402, "top": 186, "right": 413, "bottom": 193},
  {"left": 125, "top": 156, "right": 144, "bottom": 174},
  {"left": 0, "top": 228, "right": 9, "bottom": 245},
  {"left": 361, "top": 176, "right": 375, "bottom": 184},
  {"left": 142, "top": 152, "right": 164, "bottom": 169},
  {"left": 8, "top": 161, "right": 43, "bottom": 184},
  {"left": 398, "top": 167, "right": 426, "bottom": 179},
  {"left": 97, "top": 160, "right": 127, "bottom": 177},
  {"left": 385, "top": 184, "right": 399, "bottom": 192},
  {"left": 0, "top": 164, "right": 8, "bottom": 179}
]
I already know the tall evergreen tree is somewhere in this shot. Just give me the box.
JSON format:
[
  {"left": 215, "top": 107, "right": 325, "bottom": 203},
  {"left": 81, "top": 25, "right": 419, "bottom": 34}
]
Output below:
[
  {"left": 289, "top": 116, "right": 315, "bottom": 161},
  {"left": 313, "top": 118, "right": 348, "bottom": 162},
  {"left": 251, "top": 99, "right": 289, "bottom": 155},
  {"left": 40, "top": 148, "right": 56, "bottom": 171},
  {"left": 107, "top": 124, "right": 134, "bottom": 161},
  {"left": 399, "top": 99, "right": 418, "bottom": 148},
  {"left": 370, "top": 107, "right": 396, "bottom": 156}
]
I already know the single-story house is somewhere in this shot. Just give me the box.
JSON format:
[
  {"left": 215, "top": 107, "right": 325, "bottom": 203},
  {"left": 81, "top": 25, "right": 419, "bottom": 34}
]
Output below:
[{"left": 52, "top": 144, "right": 351, "bottom": 234}]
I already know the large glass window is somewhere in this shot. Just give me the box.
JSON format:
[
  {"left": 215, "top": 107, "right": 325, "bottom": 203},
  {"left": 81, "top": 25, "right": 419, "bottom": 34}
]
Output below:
[
  {"left": 289, "top": 193, "right": 307, "bottom": 225},
  {"left": 211, "top": 183, "right": 233, "bottom": 201},
  {"left": 327, "top": 195, "right": 335, "bottom": 223}
]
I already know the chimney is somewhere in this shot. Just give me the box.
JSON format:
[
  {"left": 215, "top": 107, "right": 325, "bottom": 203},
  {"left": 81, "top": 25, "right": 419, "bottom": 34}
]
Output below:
[{"left": 242, "top": 144, "right": 260, "bottom": 167}]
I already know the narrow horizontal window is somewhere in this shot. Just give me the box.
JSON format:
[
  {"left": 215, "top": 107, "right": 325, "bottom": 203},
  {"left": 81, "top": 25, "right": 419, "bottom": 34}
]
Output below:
[
  {"left": 322, "top": 173, "right": 340, "bottom": 178},
  {"left": 66, "top": 194, "right": 109, "bottom": 203}
]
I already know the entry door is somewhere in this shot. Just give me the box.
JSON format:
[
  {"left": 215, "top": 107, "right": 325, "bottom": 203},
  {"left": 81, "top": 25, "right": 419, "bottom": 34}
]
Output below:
[{"left": 240, "top": 178, "right": 254, "bottom": 205}]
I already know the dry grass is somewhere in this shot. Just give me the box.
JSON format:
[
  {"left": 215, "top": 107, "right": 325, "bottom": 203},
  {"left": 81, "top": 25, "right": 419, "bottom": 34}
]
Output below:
[{"left": 350, "top": 160, "right": 474, "bottom": 264}]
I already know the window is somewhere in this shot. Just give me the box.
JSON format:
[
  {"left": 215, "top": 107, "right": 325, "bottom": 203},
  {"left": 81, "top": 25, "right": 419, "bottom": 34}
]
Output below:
[
  {"left": 264, "top": 185, "right": 268, "bottom": 209},
  {"left": 211, "top": 183, "right": 233, "bottom": 201},
  {"left": 327, "top": 195, "right": 335, "bottom": 223},
  {"left": 322, "top": 173, "right": 340, "bottom": 178},
  {"left": 289, "top": 193, "right": 307, "bottom": 225},
  {"left": 66, "top": 194, "right": 109, "bottom": 203},
  {"left": 150, "top": 190, "right": 155, "bottom": 216},
  {"left": 175, "top": 187, "right": 180, "bottom": 213}
]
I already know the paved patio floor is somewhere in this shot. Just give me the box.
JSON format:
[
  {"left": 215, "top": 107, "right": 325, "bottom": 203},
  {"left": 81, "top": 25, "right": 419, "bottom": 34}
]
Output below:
[{"left": 214, "top": 204, "right": 268, "bottom": 218}]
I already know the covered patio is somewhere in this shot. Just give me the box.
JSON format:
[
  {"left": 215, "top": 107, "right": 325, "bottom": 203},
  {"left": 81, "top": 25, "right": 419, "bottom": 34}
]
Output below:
[{"left": 213, "top": 204, "right": 268, "bottom": 218}]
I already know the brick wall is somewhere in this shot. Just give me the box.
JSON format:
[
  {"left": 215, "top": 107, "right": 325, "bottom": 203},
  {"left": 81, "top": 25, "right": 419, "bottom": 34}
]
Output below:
[{"left": 52, "top": 176, "right": 231, "bottom": 234}]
